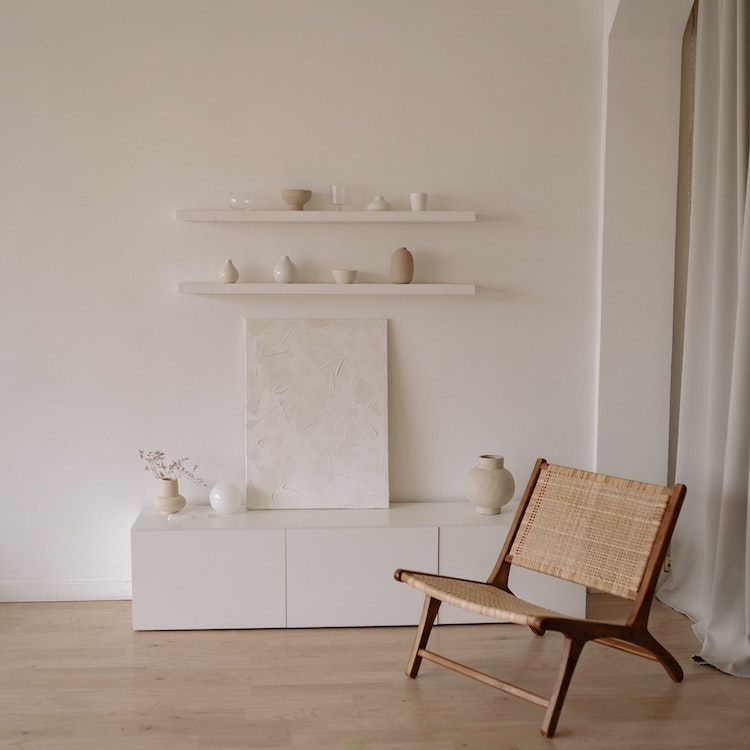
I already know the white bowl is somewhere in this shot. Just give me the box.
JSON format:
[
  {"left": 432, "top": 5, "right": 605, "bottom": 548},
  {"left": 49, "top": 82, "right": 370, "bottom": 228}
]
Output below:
[{"left": 332, "top": 269, "right": 357, "bottom": 284}]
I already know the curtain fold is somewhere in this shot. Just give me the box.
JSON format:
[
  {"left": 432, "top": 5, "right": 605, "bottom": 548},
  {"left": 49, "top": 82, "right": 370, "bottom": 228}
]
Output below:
[{"left": 658, "top": 0, "right": 750, "bottom": 677}]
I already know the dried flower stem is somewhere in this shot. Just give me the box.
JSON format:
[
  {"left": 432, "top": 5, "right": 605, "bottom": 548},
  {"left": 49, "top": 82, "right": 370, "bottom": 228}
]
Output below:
[{"left": 138, "top": 450, "right": 206, "bottom": 486}]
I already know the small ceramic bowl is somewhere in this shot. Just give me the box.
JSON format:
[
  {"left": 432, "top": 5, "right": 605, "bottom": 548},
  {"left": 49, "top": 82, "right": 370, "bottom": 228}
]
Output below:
[
  {"left": 332, "top": 269, "right": 357, "bottom": 284},
  {"left": 281, "top": 189, "right": 312, "bottom": 210}
]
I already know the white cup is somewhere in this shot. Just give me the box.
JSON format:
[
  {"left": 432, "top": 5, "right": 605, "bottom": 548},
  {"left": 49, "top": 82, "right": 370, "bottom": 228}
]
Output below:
[{"left": 410, "top": 192, "right": 428, "bottom": 211}]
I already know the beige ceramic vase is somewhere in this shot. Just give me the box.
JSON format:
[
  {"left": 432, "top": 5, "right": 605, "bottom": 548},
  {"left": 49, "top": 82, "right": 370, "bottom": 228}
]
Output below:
[
  {"left": 390, "top": 246, "right": 414, "bottom": 284},
  {"left": 154, "top": 478, "right": 186, "bottom": 514},
  {"left": 465, "top": 455, "right": 515, "bottom": 515},
  {"left": 218, "top": 259, "right": 239, "bottom": 283}
]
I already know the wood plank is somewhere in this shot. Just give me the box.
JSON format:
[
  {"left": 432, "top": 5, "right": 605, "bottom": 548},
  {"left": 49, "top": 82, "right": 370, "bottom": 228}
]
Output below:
[{"left": 1, "top": 595, "right": 749, "bottom": 748}]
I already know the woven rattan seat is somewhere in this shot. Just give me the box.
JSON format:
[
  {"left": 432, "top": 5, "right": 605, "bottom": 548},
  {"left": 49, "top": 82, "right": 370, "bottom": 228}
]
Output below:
[
  {"left": 398, "top": 573, "right": 566, "bottom": 624},
  {"left": 394, "top": 458, "right": 686, "bottom": 738}
]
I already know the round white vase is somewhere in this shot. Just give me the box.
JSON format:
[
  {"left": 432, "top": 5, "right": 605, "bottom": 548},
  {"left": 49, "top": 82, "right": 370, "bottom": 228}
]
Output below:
[
  {"left": 154, "top": 477, "right": 186, "bottom": 514},
  {"left": 465, "top": 455, "right": 515, "bottom": 515},
  {"left": 209, "top": 481, "right": 244, "bottom": 515},
  {"left": 273, "top": 255, "right": 297, "bottom": 283},
  {"left": 218, "top": 259, "right": 239, "bottom": 283}
]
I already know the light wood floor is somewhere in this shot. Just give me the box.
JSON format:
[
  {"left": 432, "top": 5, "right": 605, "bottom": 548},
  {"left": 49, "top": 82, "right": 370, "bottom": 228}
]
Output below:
[{"left": 1, "top": 594, "right": 749, "bottom": 749}]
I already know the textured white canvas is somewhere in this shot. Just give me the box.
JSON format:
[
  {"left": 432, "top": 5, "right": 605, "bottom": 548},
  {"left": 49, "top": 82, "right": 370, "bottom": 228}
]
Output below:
[{"left": 246, "top": 319, "right": 389, "bottom": 509}]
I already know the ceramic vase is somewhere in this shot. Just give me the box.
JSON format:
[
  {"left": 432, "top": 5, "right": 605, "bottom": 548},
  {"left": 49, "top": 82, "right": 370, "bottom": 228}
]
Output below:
[
  {"left": 154, "top": 477, "right": 186, "bottom": 514},
  {"left": 218, "top": 259, "right": 239, "bottom": 283},
  {"left": 465, "top": 455, "right": 515, "bottom": 515},
  {"left": 273, "top": 255, "right": 297, "bottom": 283},
  {"left": 367, "top": 195, "right": 390, "bottom": 211},
  {"left": 391, "top": 246, "right": 414, "bottom": 284}
]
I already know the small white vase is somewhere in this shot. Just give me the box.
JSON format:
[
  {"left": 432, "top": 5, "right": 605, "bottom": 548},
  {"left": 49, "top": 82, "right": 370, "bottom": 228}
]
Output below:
[
  {"left": 367, "top": 195, "right": 390, "bottom": 211},
  {"left": 154, "top": 478, "right": 186, "bottom": 514},
  {"left": 273, "top": 255, "right": 297, "bottom": 283},
  {"left": 465, "top": 455, "right": 515, "bottom": 515},
  {"left": 218, "top": 259, "right": 239, "bottom": 283}
]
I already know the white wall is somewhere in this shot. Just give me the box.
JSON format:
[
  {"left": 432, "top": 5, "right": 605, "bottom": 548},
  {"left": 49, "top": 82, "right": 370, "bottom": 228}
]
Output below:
[
  {"left": 1, "top": 0, "right": 607, "bottom": 600},
  {"left": 595, "top": 0, "right": 693, "bottom": 482}
]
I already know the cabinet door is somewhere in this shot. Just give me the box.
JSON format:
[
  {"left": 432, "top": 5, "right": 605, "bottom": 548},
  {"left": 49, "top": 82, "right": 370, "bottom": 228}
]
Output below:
[
  {"left": 438, "top": 525, "right": 586, "bottom": 624},
  {"left": 286, "top": 526, "right": 437, "bottom": 627},
  {"left": 131, "top": 528, "right": 286, "bottom": 630}
]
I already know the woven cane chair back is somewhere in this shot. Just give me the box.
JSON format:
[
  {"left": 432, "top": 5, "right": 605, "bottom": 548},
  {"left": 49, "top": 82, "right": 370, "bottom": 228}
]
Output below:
[{"left": 507, "top": 463, "right": 672, "bottom": 600}]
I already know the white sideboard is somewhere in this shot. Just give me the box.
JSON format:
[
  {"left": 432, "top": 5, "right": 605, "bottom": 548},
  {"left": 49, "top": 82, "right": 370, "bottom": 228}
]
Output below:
[{"left": 130, "top": 501, "right": 585, "bottom": 631}]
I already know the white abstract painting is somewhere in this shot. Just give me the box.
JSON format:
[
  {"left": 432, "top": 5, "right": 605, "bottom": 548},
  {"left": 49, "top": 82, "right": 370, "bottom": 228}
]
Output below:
[{"left": 246, "top": 319, "right": 389, "bottom": 509}]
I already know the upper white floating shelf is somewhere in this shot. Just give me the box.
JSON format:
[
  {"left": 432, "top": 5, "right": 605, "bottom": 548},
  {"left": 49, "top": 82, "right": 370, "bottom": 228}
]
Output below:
[
  {"left": 176, "top": 209, "right": 476, "bottom": 223},
  {"left": 178, "top": 282, "right": 475, "bottom": 296}
]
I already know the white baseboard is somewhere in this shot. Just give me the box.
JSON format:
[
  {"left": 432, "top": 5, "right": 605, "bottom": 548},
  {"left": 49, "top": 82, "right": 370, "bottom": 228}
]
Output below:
[{"left": 0, "top": 579, "right": 132, "bottom": 602}]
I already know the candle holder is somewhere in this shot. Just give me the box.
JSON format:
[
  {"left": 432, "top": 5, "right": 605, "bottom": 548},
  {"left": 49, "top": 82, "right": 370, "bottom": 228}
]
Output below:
[
  {"left": 330, "top": 184, "right": 347, "bottom": 211},
  {"left": 228, "top": 191, "right": 252, "bottom": 211}
]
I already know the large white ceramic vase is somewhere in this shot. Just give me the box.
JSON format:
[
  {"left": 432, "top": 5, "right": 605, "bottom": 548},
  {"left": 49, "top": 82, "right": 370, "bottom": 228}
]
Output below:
[{"left": 465, "top": 455, "right": 515, "bottom": 515}]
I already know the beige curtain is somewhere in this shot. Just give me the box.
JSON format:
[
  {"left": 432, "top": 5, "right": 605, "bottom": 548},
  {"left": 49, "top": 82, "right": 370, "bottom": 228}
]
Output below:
[{"left": 659, "top": 0, "right": 750, "bottom": 678}]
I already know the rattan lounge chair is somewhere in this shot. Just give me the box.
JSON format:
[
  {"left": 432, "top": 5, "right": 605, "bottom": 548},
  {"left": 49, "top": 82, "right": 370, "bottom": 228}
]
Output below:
[{"left": 394, "top": 458, "right": 686, "bottom": 737}]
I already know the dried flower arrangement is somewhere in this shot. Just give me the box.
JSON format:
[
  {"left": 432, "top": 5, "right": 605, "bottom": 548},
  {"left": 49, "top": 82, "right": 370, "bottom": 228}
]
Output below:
[{"left": 138, "top": 450, "right": 206, "bottom": 486}]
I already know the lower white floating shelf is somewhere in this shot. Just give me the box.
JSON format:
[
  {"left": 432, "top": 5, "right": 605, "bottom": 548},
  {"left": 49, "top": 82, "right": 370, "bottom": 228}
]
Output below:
[{"left": 178, "top": 282, "right": 476, "bottom": 296}]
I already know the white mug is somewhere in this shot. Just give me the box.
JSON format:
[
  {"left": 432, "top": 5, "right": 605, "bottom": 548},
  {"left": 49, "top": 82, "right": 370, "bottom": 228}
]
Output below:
[{"left": 410, "top": 192, "right": 428, "bottom": 211}]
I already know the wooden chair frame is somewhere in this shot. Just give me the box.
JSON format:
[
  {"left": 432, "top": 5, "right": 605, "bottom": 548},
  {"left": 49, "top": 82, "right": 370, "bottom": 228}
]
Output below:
[{"left": 394, "top": 458, "right": 687, "bottom": 738}]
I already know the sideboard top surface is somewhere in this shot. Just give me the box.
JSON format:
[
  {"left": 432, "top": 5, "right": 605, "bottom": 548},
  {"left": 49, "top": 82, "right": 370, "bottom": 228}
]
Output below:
[{"left": 132, "top": 501, "right": 518, "bottom": 532}]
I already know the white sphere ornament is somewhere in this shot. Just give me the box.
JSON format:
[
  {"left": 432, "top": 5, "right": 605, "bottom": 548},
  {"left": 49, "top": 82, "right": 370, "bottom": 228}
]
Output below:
[
  {"left": 209, "top": 482, "right": 244, "bottom": 515},
  {"left": 465, "top": 455, "right": 515, "bottom": 515}
]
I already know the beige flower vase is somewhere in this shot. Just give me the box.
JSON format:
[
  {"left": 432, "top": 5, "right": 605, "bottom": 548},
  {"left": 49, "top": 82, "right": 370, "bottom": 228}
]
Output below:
[
  {"left": 154, "top": 478, "right": 186, "bottom": 514},
  {"left": 391, "top": 246, "right": 414, "bottom": 284},
  {"left": 465, "top": 455, "right": 515, "bottom": 515}
]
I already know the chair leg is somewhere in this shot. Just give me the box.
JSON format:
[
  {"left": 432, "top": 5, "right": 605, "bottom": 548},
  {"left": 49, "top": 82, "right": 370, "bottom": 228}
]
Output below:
[
  {"left": 406, "top": 595, "right": 441, "bottom": 678},
  {"left": 637, "top": 631, "right": 684, "bottom": 682},
  {"left": 540, "top": 636, "right": 586, "bottom": 738}
]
